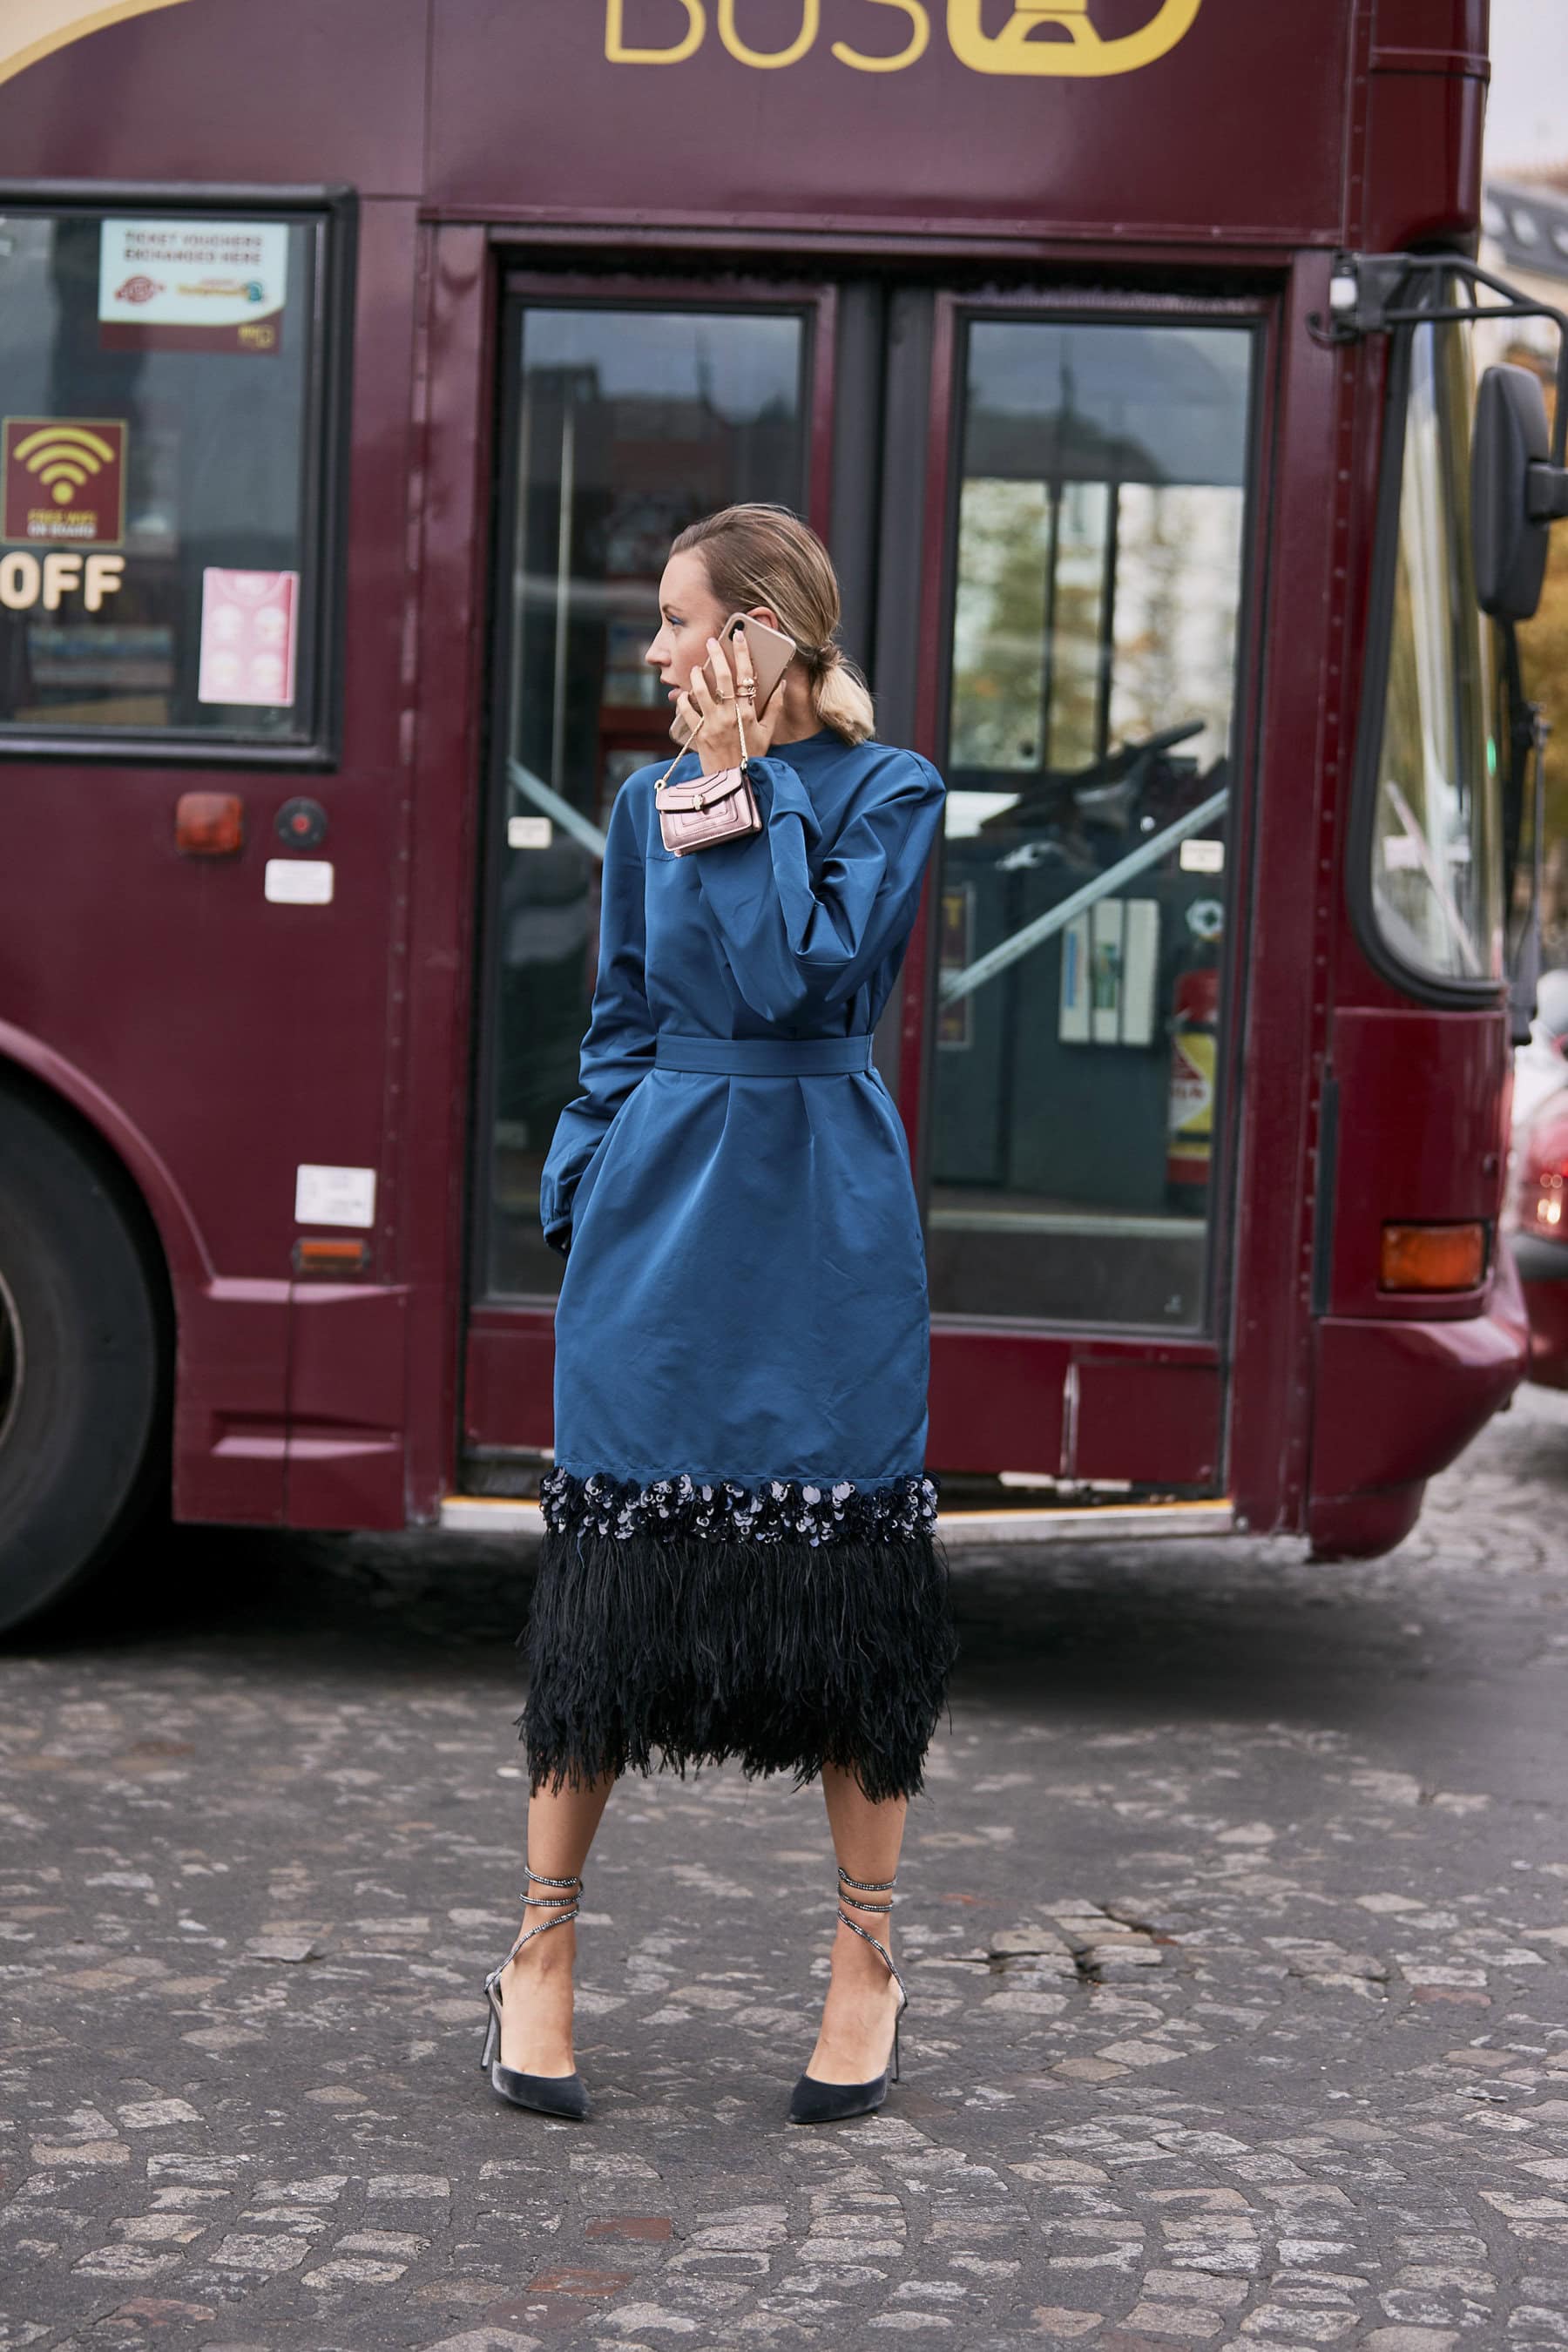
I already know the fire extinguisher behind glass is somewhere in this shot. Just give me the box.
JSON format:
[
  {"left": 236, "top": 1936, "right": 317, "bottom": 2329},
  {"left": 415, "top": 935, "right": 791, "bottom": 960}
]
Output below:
[{"left": 1166, "top": 903, "right": 1223, "bottom": 1209}]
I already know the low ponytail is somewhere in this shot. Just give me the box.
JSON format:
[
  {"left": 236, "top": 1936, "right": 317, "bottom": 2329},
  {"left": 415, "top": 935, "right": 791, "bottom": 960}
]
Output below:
[
  {"left": 670, "top": 503, "right": 878, "bottom": 747},
  {"left": 808, "top": 642, "right": 875, "bottom": 747}
]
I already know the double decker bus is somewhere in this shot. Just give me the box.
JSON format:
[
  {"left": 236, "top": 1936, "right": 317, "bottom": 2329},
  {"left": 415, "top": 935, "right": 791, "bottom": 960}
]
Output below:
[{"left": 0, "top": 0, "right": 1559, "bottom": 1630}]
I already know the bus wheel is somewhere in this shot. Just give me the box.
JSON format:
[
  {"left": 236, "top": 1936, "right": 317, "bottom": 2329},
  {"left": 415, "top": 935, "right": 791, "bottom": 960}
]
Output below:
[{"left": 0, "top": 1087, "right": 170, "bottom": 1637}]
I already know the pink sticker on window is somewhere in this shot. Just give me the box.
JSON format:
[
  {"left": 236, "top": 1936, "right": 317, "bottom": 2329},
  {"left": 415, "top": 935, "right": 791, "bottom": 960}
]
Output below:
[{"left": 198, "top": 569, "right": 299, "bottom": 706}]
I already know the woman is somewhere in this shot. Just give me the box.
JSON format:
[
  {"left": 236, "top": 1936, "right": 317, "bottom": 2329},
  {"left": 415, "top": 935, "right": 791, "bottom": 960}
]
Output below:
[{"left": 483, "top": 503, "right": 958, "bottom": 2126}]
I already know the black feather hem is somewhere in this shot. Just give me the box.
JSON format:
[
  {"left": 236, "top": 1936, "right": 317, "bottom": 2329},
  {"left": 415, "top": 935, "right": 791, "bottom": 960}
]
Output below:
[{"left": 516, "top": 1471, "right": 959, "bottom": 1804}]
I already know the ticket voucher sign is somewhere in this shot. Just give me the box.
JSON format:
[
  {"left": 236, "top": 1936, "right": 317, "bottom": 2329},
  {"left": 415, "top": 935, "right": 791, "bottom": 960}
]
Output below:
[
  {"left": 198, "top": 570, "right": 300, "bottom": 707},
  {"left": 98, "top": 219, "right": 289, "bottom": 355},
  {"left": 2, "top": 416, "right": 126, "bottom": 545}
]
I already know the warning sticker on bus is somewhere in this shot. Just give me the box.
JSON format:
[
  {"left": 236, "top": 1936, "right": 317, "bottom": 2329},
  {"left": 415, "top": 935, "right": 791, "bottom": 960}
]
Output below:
[
  {"left": 198, "top": 570, "right": 300, "bottom": 706},
  {"left": 2, "top": 417, "right": 126, "bottom": 546},
  {"left": 98, "top": 220, "right": 288, "bottom": 355}
]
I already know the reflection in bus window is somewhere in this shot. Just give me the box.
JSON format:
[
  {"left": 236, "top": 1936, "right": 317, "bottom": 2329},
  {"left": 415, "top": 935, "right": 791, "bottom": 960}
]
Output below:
[
  {"left": 1370, "top": 318, "right": 1503, "bottom": 985},
  {"left": 481, "top": 304, "right": 808, "bottom": 1300},
  {"left": 932, "top": 318, "right": 1254, "bottom": 1330},
  {"left": 0, "top": 210, "right": 324, "bottom": 746}
]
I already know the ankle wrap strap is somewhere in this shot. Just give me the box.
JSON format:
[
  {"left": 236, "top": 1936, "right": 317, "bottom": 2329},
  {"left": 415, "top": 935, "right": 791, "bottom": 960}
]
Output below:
[
  {"left": 837, "top": 1862, "right": 896, "bottom": 1914},
  {"left": 490, "top": 1868, "right": 583, "bottom": 1982},
  {"left": 518, "top": 1865, "right": 584, "bottom": 1913},
  {"left": 834, "top": 1863, "right": 906, "bottom": 2010}
]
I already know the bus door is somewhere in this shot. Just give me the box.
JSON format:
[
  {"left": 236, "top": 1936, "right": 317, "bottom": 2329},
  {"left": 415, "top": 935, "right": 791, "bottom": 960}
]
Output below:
[
  {"left": 462, "top": 269, "right": 1265, "bottom": 1504},
  {"left": 462, "top": 268, "right": 839, "bottom": 1469},
  {"left": 915, "top": 292, "right": 1265, "bottom": 1497}
]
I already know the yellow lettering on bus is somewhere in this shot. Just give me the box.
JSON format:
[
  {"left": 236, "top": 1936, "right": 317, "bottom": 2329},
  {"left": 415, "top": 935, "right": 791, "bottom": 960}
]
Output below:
[
  {"left": 832, "top": 0, "right": 929, "bottom": 71},
  {"left": 605, "top": 0, "right": 706, "bottom": 64},
  {"left": 718, "top": 0, "right": 819, "bottom": 67},
  {"left": 946, "top": 0, "right": 1201, "bottom": 77},
  {"left": 84, "top": 553, "right": 125, "bottom": 612}
]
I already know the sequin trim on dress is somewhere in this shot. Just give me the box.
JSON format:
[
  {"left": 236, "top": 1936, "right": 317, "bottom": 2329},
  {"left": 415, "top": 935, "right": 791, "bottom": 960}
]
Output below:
[{"left": 539, "top": 1465, "right": 939, "bottom": 1548}]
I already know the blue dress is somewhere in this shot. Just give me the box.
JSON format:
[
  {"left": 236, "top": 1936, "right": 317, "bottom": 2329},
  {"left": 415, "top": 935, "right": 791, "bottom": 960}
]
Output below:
[{"left": 518, "top": 727, "right": 959, "bottom": 1803}]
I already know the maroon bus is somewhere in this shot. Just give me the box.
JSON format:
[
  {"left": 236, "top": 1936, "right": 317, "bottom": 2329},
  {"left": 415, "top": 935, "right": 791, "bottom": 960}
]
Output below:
[{"left": 1, "top": 0, "right": 1562, "bottom": 1631}]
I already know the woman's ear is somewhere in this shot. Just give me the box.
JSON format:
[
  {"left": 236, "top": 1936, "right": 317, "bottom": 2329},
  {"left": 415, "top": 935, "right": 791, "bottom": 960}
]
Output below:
[{"left": 746, "top": 604, "right": 785, "bottom": 636}]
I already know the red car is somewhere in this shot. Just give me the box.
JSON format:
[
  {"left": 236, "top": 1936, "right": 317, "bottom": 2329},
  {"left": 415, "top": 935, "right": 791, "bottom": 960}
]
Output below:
[{"left": 1509, "top": 970, "right": 1568, "bottom": 1389}]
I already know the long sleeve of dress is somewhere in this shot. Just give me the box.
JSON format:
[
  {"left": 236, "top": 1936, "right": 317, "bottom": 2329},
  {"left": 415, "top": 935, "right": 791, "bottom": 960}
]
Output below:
[
  {"left": 692, "top": 745, "right": 945, "bottom": 1026},
  {"left": 538, "top": 786, "right": 653, "bottom": 1256}
]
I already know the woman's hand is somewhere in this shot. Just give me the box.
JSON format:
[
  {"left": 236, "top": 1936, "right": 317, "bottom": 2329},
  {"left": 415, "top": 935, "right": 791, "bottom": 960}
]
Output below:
[{"left": 675, "top": 625, "right": 782, "bottom": 777}]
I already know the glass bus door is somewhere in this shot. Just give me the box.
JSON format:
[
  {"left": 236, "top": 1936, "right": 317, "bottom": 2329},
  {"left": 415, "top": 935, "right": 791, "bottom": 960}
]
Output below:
[
  {"left": 916, "top": 293, "right": 1261, "bottom": 1496},
  {"left": 461, "top": 271, "right": 1264, "bottom": 1505}
]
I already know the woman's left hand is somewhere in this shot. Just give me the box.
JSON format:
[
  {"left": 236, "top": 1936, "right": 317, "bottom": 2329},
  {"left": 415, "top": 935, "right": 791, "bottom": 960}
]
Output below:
[{"left": 677, "top": 626, "right": 781, "bottom": 777}]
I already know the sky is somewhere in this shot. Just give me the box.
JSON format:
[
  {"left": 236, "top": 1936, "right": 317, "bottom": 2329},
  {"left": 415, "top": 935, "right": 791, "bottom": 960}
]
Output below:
[{"left": 1486, "top": 0, "right": 1568, "bottom": 178}]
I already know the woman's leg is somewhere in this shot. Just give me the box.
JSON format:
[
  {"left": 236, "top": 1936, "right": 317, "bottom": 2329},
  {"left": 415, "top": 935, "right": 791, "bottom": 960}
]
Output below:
[
  {"left": 803, "top": 1762, "right": 909, "bottom": 2083},
  {"left": 498, "top": 1769, "right": 617, "bottom": 2075}
]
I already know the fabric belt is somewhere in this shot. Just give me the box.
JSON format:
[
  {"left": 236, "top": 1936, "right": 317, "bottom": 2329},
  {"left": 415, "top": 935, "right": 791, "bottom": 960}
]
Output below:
[{"left": 654, "top": 1033, "right": 875, "bottom": 1076}]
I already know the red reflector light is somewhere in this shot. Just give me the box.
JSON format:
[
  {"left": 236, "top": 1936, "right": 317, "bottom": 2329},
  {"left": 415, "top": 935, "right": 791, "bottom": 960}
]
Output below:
[
  {"left": 1379, "top": 1222, "right": 1487, "bottom": 1292},
  {"left": 292, "top": 1238, "right": 369, "bottom": 1275},
  {"left": 174, "top": 791, "right": 244, "bottom": 855},
  {"left": 1517, "top": 1106, "right": 1568, "bottom": 1240}
]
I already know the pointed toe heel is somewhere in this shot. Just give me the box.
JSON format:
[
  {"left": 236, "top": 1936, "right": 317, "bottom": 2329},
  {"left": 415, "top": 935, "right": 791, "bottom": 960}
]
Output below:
[
  {"left": 787, "top": 1863, "right": 909, "bottom": 2126},
  {"left": 787, "top": 2056, "right": 896, "bottom": 2126},
  {"left": 480, "top": 1865, "right": 591, "bottom": 2120},
  {"left": 489, "top": 2057, "right": 591, "bottom": 2120}
]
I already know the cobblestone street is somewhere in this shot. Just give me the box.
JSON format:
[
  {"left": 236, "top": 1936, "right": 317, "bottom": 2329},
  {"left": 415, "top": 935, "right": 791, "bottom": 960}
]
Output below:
[{"left": 3, "top": 1387, "right": 1568, "bottom": 2351}]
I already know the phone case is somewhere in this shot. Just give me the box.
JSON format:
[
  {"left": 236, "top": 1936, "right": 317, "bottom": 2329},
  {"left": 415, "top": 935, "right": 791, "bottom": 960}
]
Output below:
[{"left": 704, "top": 613, "right": 795, "bottom": 716}]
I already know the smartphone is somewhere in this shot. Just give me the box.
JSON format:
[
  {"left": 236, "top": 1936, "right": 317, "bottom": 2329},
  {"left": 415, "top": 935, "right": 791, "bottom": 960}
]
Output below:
[{"left": 703, "top": 612, "right": 796, "bottom": 717}]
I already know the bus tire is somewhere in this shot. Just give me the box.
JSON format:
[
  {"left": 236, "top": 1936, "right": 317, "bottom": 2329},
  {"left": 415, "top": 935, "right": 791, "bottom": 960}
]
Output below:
[{"left": 0, "top": 1085, "right": 170, "bottom": 1636}]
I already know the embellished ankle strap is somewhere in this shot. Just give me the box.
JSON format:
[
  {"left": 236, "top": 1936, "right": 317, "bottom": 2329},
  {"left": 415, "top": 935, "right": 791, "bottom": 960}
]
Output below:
[
  {"left": 837, "top": 1863, "right": 896, "bottom": 1915},
  {"left": 834, "top": 1863, "right": 906, "bottom": 2010},
  {"left": 486, "top": 1869, "right": 584, "bottom": 1994},
  {"left": 520, "top": 1865, "right": 583, "bottom": 1910}
]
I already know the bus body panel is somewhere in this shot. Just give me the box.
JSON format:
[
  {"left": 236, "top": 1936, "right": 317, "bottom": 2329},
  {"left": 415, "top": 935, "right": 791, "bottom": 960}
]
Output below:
[
  {"left": 0, "top": 3, "right": 1484, "bottom": 256},
  {"left": 1325, "top": 1010, "right": 1510, "bottom": 1321},
  {"left": 1309, "top": 1263, "right": 1530, "bottom": 1550},
  {"left": 399, "top": 220, "right": 497, "bottom": 1530},
  {"left": 426, "top": 2, "right": 1346, "bottom": 244},
  {"left": 0, "top": 0, "right": 426, "bottom": 195},
  {"left": 0, "top": 195, "right": 427, "bottom": 1526}
]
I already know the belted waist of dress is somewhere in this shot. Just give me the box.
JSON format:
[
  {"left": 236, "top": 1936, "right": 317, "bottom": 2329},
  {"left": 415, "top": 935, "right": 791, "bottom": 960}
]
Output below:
[{"left": 653, "top": 1033, "right": 875, "bottom": 1076}]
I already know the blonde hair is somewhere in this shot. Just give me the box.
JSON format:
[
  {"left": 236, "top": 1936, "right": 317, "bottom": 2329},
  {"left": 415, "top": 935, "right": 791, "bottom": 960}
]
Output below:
[{"left": 670, "top": 503, "right": 876, "bottom": 747}]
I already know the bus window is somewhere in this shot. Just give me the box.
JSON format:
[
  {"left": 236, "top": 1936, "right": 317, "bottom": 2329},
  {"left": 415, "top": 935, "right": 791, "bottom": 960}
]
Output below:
[
  {"left": 1369, "top": 317, "right": 1504, "bottom": 986},
  {"left": 929, "top": 317, "right": 1254, "bottom": 1329},
  {"left": 0, "top": 207, "right": 336, "bottom": 754}
]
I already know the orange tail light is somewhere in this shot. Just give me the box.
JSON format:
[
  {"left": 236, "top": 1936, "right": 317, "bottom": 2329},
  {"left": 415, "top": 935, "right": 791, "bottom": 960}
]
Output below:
[{"left": 1379, "top": 1222, "right": 1487, "bottom": 1293}]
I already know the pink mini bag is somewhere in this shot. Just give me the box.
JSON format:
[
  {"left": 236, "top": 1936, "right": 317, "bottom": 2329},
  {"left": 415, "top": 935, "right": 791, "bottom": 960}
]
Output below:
[{"left": 653, "top": 667, "right": 762, "bottom": 856}]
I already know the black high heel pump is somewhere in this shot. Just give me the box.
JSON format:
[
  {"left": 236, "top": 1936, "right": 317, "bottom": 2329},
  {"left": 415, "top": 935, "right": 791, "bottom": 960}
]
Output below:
[
  {"left": 480, "top": 1864, "right": 590, "bottom": 2119},
  {"left": 787, "top": 1863, "right": 908, "bottom": 2125}
]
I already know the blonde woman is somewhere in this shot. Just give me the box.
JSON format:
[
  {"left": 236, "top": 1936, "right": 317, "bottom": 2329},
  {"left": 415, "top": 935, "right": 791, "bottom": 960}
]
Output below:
[{"left": 485, "top": 503, "right": 957, "bottom": 2126}]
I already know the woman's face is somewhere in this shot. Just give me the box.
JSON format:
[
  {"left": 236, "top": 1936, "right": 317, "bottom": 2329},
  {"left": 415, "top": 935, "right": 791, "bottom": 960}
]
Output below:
[{"left": 645, "top": 551, "right": 734, "bottom": 714}]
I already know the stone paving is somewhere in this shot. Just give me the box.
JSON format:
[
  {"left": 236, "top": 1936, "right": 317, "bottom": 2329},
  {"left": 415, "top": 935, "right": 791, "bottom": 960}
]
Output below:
[{"left": 3, "top": 1385, "right": 1568, "bottom": 2350}]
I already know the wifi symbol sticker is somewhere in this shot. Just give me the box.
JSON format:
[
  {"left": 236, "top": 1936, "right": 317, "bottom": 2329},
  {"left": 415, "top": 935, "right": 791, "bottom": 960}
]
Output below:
[{"left": 3, "top": 417, "right": 126, "bottom": 547}]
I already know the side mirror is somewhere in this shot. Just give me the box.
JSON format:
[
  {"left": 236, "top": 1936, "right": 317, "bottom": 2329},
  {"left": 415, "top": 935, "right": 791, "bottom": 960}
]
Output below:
[{"left": 1472, "top": 363, "right": 1568, "bottom": 622}]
